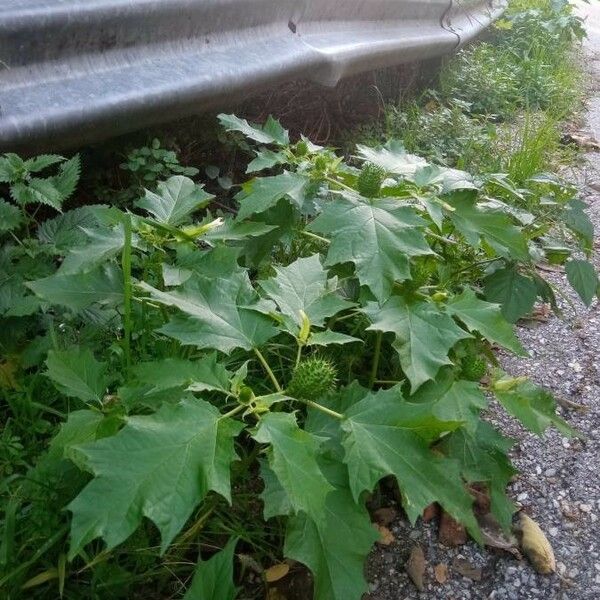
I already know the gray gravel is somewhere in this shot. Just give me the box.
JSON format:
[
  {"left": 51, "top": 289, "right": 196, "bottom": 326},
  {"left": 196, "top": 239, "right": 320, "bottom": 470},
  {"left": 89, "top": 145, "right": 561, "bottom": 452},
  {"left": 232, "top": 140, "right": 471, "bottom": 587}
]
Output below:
[{"left": 366, "top": 5, "right": 600, "bottom": 599}]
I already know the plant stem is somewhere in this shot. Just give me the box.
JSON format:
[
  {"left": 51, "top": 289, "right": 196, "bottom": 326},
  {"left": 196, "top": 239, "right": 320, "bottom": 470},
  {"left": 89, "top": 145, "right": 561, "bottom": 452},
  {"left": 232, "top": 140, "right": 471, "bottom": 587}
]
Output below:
[
  {"left": 300, "top": 230, "right": 330, "bottom": 245},
  {"left": 369, "top": 331, "right": 383, "bottom": 388},
  {"left": 426, "top": 231, "right": 458, "bottom": 245},
  {"left": 301, "top": 399, "right": 344, "bottom": 420},
  {"left": 325, "top": 175, "right": 356, "bottom": 194},
  {"left": 253, "top": 348, "right": 282, "bottom": 392},
  {"left": 294, "top": 342, "right": 303, "bottom": 369},
  {"left": 121, "top": 213, "right": 133, "bottom": 376},
  {"left": 219, "top": 404, "right": 246, "bottom": 421}
]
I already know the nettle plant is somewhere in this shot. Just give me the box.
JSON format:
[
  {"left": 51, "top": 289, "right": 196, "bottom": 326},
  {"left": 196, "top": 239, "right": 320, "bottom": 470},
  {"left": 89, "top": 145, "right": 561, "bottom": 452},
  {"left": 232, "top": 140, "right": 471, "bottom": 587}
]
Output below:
[{"left": 1, "top": 115, "right": 596, "bottom": 598}]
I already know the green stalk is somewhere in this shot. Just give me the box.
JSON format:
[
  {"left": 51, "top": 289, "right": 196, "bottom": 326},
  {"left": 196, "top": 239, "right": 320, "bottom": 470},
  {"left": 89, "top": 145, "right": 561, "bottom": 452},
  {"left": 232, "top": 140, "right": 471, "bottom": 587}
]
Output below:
[
  {"left": 121, "top": 213, "right": 133, "bottom": 376},
  {"left": 294, "top": 342, "right": 303, "bottom": 369},
  {"left": 253, "top": 348, "right": 282, "bottom": 392},
  {"left": 300, "top": 230, "right": 331, "bottom": 245},
  {"left": 301, "top": 399, "right": 344, "bottom": 420},
  {"left": 369, "top": 331, "right": 383, "bottom": 388}
]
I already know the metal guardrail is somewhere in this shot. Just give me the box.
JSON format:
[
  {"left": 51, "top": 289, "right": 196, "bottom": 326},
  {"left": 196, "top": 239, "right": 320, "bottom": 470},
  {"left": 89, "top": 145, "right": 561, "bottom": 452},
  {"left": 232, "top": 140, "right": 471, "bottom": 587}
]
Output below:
[{"left": 0, "top": 0, "right": 506, "bottom": 151}]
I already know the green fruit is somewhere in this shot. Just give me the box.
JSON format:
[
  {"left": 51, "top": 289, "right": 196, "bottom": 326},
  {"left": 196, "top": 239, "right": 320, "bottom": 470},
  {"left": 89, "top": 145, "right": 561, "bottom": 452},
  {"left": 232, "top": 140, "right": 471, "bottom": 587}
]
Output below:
[
  {"left": 287, "top": 357, "right": 337, "bottom": 401},
  {"left": 295, "top": 140, "right": 309, "bottom": 157},
  {"left": 461, "top": 356, "right": 487, "bottom": 381},
  {"left": 357, "top": 163, "right": 386, "bottom": 198},
  {"left": 314, "top": 155, "right": 329, "bottom": 172}
]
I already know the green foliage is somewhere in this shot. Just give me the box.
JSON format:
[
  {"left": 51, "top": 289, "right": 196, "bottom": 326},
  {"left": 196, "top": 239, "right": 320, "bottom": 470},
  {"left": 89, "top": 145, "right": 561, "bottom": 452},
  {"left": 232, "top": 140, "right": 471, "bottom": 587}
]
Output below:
[{"left": 0, "top": 106, "right": 591, "bottom": 599}]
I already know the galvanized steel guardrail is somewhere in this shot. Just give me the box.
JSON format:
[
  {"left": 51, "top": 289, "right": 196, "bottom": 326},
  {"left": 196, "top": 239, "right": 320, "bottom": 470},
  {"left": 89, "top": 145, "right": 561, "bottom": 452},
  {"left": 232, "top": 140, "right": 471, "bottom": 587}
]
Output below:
[{"left": 0, "top": 0, "right": 506, "bottom": 151}]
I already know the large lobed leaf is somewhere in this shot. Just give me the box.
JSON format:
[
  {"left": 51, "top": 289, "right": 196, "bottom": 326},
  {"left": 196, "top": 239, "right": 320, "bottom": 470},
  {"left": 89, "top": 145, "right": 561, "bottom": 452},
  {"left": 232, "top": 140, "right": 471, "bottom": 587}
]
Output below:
[
  {"left": 68, "top": 398, "right": 243, "bottom": 558},
  {"left": 309, "top": 196, "right": 433, "bottom": 302}
]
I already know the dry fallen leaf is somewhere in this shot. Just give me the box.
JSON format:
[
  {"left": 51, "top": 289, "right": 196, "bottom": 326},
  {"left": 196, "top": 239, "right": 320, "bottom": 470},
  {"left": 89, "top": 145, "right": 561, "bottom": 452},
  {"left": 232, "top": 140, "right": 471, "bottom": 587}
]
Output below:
[
  {"left": 405, "top": 545, "right": 426, "bottom": 591},
  {"left": 477, "top": 512, "right": 521, "bottom": 558},
  {"left": 374, "top": 524, "right": 395, "bottom": 546},
  {"left": 452, "top": 557, "right": 482, "bottom": 581},
  {"left": 422, "top": 503, "right": 439, "bottom": 522},
  {"left": 439, "top": 511, "right": 467, "bottom": 547},
  {"left": 434, "top": 563, "right": 448, "bottom": 584},
  {"left": 519, "top": 513, "right": 556, "bottom": 574},
  {"left": 372, "top": 506, "right": 398, "bottom": 526},
  {"left": 265, "top": 563, "right": 290, "bottom": 583}
]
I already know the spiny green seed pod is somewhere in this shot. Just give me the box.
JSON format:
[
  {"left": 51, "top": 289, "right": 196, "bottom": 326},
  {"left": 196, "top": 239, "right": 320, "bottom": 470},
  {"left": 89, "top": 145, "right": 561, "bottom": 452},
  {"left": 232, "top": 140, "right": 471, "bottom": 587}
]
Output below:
[
  {"left": 295, "top": 140, "right": 309, "bottom": 157},
  {"left": 314, "top": 155, "right": 329, "bottom": 172},
  {"left": 287, "top": 357, "right": 337, "bottom": 401},
  {"left": 357, "top": 163, "right": 386, "bottom": 198},
  {"left": 461, "top": 356, "right": 487, "bottom": 381}
]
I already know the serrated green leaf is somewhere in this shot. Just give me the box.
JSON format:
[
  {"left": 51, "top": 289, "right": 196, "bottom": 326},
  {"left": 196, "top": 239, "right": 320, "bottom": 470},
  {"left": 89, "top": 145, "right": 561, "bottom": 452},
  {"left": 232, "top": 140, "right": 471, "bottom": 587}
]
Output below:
[
  {"left": 52, "top": 155, "right": 81, "bottom": 203},
  {"left": 446, "top": 191, "right": 530, "bottom": 260},
  {"left": 24, "top": 154, "right": 66, "bottom": 173},
  {"left": 37, "top": 206, "right": 106, "bottom": 251},
  {"left": 201, "top": 219, "right": 276, "bottom": 242},
  {"left": 68, "top": 398, "right": 243, "bottom": 558},
  {"left": 131, "top": 354, "right": 231, "bottom": 394},
  {"left": 253, "top": 412, "right": 333, "bottom": 522},
  {"left": 340, "top": 385, "right": 476, "bottom": 529},
  {"left": 493, "top": 374, "right": 576, "bottom": 437},
  {"left": 139, "top": 272, "right": 278, "bottom": 353},
  {"left": 410, "top": 369, "right": 488, "bottom": 432},
  {"left": 136, "top": 176, "right": 212, "bottom": 226},
  {"left": 441, "top": 422, "right": 517, "bottom": 530},
  {"left": 0, "top": 199, "right": 23, "bottom": 233},
  {"left": 565, "top": 259, "right": 598, "bottom": 306},
  {"left": 564, "top": 199, "right": 594, "bottom": 251},
  {"left": 259, "top": 459, "right": 292, "bottom": 519},
  {"left": 247, "top": 149, "right": 288, "bottom": 173},
  {"left": 259, "top": 255, "right": 354, "bottom": 335},
  {"left": 446, "top": 288, "right": 526, "bottom": 355},
  {"left": 285, "top": 487, "right": 378, "bottom": 600},
  {"left": 218, "top": 113, "right": 289, "bottom": 146},
  {"left": 306, "top": 330, "right": 362, "bottom": 347},
  {"left": 356, "top": 140, "right": 427, "bottom": 176},
  {"left": 341, "top": 386, "right": 478, "bottom": 537},
  {"left": 484, "top": 266, "right": 537, "bottom": 323},
  {"left": 27, "top": 264, "right": 124, "bottom": 310},
  {"left": 235, "top": 172, "right": 309, "bottom": 220},
  {"left": 309, "top": 197, "right": 432, "bottom": 301},
  {"left": 59, "top": 225, "right": 133, "bottom": 274},
  {"left": 183, "top": 537, "right": 238, "bottom": 600},
  {"left": 365, "top": 297, "right": 471, "bottom": 392},
  {"left": 45, "top": 347, "right": 109, "bottom": 404}
]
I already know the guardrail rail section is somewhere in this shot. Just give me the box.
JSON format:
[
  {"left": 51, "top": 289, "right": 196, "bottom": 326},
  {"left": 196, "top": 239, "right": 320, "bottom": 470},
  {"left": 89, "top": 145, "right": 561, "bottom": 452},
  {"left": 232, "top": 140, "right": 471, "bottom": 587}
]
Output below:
[{"left": 0, "top": 0, "right": 506, "bottom": 150}]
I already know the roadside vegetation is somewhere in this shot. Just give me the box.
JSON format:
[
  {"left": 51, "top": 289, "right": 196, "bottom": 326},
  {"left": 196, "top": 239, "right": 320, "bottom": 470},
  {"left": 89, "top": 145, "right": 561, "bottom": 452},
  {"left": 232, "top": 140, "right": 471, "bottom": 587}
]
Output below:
[{"left": 0, "top": 1, "right": 596, "bottom": 599}]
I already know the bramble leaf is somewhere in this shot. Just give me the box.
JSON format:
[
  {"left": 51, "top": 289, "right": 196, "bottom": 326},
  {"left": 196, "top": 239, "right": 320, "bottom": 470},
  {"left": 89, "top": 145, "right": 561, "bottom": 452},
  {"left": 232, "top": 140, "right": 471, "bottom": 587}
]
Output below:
[
  {"left": 253, "top": 412, "right": 333, "bottom": 522},
  {"left": 68, "top": 398, "right": 243, "bottom": 558},
  {"left": 356, "top": 140, "right": 427, "bottom": 176},
  {"left": 365, "top": 297, "right": 471, "bottom": 391},
  {"left": 45, "top": 347, "right": 109, "bottom": 405},
  {"left": 0, "top": 199, "right": 23, "bottom": 233},
  {"left": 341, "top": 386, "right": 479, "bottom": 536},
  {"left": 136, "top": 176, "right": 212, "bottom": 226},
  {"left": 309, "top": 197, "right": 432, "bottom": 301},
  {"left": 446, "top": 288, "right": 526, "bottom": 355}
]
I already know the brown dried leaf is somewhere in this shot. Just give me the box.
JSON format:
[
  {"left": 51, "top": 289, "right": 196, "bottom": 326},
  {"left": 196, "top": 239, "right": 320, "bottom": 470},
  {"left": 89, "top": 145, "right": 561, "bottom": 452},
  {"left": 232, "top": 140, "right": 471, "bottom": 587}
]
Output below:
[
  {"left": 374, "top": 524, "right": 395, "bottom": 546},
  {"left": 434, "top": 563, "right": 448, "bottom": 584},
  {"left": 372, "top": 507, "right": 398, "bottom": 526},
  {"left": 519, "top": 513, "right": 556, "bottom": 574},
  {"left": 477, "top": 512, "right": 521, "bottom": 558},
  {"left": 439, "top": 511, "right": 467, "bottom": 547},
  {"left": 405, "top": 545, "right": 426, "bottom": 591},
  {"left": 422, "top": 503, "right": 439, "bottom": 522},
  {"left": 452, "top": 557, "right": 482, "bottom": 581},
  {"left": 265, "top": 563, "right": 290, "bottom": 583}
]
